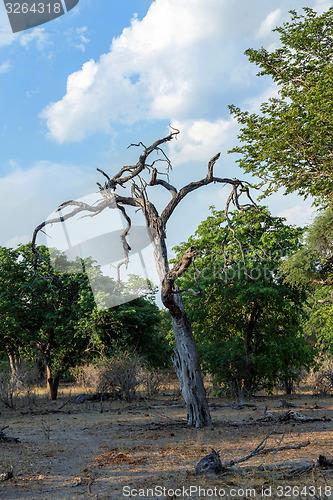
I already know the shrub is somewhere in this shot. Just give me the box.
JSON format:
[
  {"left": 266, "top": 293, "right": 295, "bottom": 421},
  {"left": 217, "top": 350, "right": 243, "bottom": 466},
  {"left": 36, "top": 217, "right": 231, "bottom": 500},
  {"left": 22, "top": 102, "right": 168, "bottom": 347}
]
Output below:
[
  {"left": 0, "top": 360, "right": 37, "bottom": 409},
  {"left": 75, "top": 351, "right": 143, "bottom": 402},
  {"left": 98, "top": 352, "right": 142, "bottom": 402},
  {"left": 140, "top": 368, "right": 172, "bottom": 398},
  {"left": 306, "top": 355, "right": 333, "bottom": 396}
]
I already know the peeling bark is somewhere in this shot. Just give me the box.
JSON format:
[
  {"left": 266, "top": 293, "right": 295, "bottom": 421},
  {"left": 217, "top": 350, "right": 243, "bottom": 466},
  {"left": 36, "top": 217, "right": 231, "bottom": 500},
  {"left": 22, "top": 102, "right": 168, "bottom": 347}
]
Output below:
[
  {"left": 153, "top": 240, "right": 211, "bottom": 427},
  {"left": 171, "top": 308, "right": 212, "bottom": 427}
]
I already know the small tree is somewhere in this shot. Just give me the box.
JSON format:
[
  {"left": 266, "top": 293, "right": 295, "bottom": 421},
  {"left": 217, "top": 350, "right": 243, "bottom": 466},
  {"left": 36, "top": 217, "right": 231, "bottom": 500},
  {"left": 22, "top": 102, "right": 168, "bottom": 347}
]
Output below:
[
  {"left": 18, "top": 247, "right": 100, "bottom": 400},
  {"left": 33, "top": 130, "right": 258, "bottom": 426}
]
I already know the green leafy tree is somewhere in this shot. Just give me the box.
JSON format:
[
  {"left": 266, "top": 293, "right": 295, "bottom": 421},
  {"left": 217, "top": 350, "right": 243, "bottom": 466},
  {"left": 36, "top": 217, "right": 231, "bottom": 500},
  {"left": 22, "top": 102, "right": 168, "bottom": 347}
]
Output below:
[
  {"left": 229, "top": 7, "right": 333, "bottom": 206},
  {"left": 0, "top": 246, "right": 32, "bottom": 374},
  {"left": 11, "top": 246, "right": 101, "bottom": 399},
  {"left": 283, "top": 209, "right": 333, "bottom": 352},
  {"left": 0, "top": 245, "right": 166, "bottom": 399},
  {"left": 173, "top": 207, "right": 314, "bottom": 396},
  {"left": 85, "top": 299, "right": 171, "bottom": 369}
]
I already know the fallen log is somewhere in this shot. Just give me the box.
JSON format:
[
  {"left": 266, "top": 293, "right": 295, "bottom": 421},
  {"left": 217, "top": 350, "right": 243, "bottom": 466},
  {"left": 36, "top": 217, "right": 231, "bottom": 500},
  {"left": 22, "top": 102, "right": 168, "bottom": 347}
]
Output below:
[
  {"left": 256, "top": 409, "right": 331, "bottom": 423},
  {"left": 278, "top": 410, "right": 331, "bottom": 423}
]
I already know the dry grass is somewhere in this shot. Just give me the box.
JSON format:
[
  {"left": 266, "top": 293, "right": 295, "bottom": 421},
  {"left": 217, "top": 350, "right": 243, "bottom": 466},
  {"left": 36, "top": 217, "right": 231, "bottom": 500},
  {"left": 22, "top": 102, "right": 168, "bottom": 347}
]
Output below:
[{"left": 1, "top": 385, "right": 333, "bottom": 499}]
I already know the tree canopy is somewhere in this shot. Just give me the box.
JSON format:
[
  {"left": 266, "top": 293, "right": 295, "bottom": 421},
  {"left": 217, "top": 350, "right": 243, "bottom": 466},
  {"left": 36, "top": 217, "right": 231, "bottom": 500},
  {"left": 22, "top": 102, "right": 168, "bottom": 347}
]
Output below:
[
  {"left": 173, "top": 207, "right": 314, "bottom": 395},
  {"left": 229, "top": 7, "right": 333, "bottom": 206}
]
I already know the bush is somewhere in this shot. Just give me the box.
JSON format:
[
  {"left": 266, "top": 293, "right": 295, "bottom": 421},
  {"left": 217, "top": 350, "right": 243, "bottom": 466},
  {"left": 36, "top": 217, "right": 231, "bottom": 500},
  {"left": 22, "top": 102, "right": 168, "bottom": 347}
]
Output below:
[
  {"left": 140, "top": 368, "right": 172, "bottom": 398},
  {"left": 98, "top": 352, "right": 142, "bottom": 402},
  {"left": 306, "top": 355, "right": 333, "bottom": 396},
  {"left": 74, "top": 364, "right": 103, "bottom": 391},
  {"left": 0, "top": 360, "right": 37, "bottom": 409},
  {"left": 75, "top": 352, "right": 143, "bottom": 402}
]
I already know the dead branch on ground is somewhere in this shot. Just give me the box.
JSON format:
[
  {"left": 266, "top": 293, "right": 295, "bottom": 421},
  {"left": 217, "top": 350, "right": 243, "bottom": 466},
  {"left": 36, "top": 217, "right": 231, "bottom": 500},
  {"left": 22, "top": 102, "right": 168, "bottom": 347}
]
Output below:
[
  {"left": 196, "top": 432, "right": 312, "bottom": 477},
  {"left": 256, "top": 409, "right": 331, "bottom": 423},
  {"left": 225, "top": 431, "right": 310, "bottom": 467},
  {"left": 0, "top": 425, "right": 20, "bottom": 443}
]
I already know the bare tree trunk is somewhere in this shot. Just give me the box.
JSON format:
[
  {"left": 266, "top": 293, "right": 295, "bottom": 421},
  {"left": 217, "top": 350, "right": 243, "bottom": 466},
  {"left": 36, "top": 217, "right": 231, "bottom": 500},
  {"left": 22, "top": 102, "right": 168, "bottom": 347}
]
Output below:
[
  {"left": 46, "top": 366, "right": 60, "bottom": 401},
  {"left": 171, "top": 295, "right": 212, "bottom": 427},
  {"left": 8, "top": 354, "right": 23, "bottom": 389},
  {"left": 8, "top": 354, "right": 22, "bottom": 377},
  {"left": 151, "top": 235, "right": 211, "bottom": 427},
  {"left": 35, "top": 353, "right": 46, "bottom": 386}
]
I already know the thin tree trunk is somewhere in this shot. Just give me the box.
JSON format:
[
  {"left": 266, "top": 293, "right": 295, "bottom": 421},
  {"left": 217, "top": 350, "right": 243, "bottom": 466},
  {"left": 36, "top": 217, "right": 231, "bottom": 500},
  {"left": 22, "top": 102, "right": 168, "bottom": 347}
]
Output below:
[
  {"left": 284, "top": 378, "right": 293, "bottom": 395},
  {"left": 8, "top": 354, "right": 22, "bottom": 377},
  {"left": 8, "top": 354, "right": 22, "bottom": 389},
  {"left": 243, "top": 301, "right": 261, "bottom": 394},
  {"left": 35, "top": 354, "right": 46, "bottom": 386},
  {"left": 46, "top": 366, "right": 60, "bottom": 401}
]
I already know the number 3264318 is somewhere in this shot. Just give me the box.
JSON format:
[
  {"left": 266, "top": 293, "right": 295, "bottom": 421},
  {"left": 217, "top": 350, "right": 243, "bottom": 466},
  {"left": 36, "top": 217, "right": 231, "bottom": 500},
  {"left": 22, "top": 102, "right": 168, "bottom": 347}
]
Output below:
[{"left": 5, "top": 3, "right": 62, "bottom": 14}]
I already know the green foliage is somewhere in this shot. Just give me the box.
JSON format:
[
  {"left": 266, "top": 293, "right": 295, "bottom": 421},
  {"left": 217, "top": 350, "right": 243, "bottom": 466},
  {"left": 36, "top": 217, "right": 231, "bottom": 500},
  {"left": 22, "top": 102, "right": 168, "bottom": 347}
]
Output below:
[
  {"left": 86, "top": 298, "right": 172, "bottom": 369},
  {"left": 283, "top": 209, "right": 333, "bottom": 286},
  {"left": 0, "top": 245, "right": 170, "bottom": 397},
  {"left": 173, "top": 207, "right": 314, "bottom": 395},
  {"left": 283, "top": 209, "right": 333, "bottom": 352},
  {"left": 0, "top": 247, "right": 31, "bottom": 357},
  {"left": 229, "top": 7, "right": 333, "bottom": 206}
]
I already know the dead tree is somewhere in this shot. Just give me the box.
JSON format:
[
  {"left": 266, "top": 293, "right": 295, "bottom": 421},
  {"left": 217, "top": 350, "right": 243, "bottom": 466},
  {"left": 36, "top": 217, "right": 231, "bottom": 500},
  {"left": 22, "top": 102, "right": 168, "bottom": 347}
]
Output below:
[{"left": 32, "top": 130, "right": 256, "bottom": 428}]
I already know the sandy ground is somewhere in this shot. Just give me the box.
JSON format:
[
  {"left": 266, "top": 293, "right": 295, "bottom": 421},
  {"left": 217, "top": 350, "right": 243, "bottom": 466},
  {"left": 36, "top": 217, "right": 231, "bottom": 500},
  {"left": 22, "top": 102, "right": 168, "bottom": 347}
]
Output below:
[{"left": 1, "top": 390, "right": 333, "bottom": 499}]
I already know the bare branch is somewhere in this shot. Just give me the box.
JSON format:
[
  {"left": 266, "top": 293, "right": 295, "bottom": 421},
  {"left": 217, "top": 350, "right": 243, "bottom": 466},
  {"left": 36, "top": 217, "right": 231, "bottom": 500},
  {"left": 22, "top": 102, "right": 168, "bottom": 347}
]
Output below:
[
  {"left": 117, "top": 204, "right": 132, "bottom": 270},
  {"left": 161, "top": 152, "right": 251, "bottom": 225},
  {"left": 225, "top": 432, "right": 311, "bottom": 467},
  {"left": 107, "top": 130, "right": 180, "bottom": 189},
  {"left": 149, "top": 168, "right": 178, "bottom": 196},
  {"left": 96, "top": 167, "right": 111, "bottom": 181},
  {"left": 206, "top": 153, "right": 221, "bottom": 181}
]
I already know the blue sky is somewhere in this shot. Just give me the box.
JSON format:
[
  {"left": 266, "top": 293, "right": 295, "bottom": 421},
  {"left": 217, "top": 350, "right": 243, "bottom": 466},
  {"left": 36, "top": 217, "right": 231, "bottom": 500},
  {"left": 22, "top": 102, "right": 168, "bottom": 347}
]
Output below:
[{"left": 0, "top": 0, "right": 330, "bottom": 253}]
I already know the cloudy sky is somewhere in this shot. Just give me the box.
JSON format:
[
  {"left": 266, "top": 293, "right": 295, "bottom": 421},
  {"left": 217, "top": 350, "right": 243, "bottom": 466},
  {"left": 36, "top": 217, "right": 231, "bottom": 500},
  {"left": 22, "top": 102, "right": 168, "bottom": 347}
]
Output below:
[{"left": 0, "top": 0, "right": 329, "bottom": 257}]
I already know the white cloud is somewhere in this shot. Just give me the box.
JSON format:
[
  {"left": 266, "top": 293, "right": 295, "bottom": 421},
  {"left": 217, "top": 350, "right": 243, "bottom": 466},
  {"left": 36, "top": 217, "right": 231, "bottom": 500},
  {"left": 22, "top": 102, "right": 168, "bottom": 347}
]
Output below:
[
  {"left": 5, "top": 234, "right": 30, "bottom": 247},
  {"left": 277, "top": 204, "right": 316, "bottom": 227},
  {"left": 0, "top": 60, "right": 12, "bottom": 73},
  {"left": 257, "top": 9, "right": 282, "bottom": 38},
  {"left": 66, "top": 26, "right": 90, "bottom": 52},
  {"left": 313, "top": 0, "right": 332, "bottom": 13},
  {"left": 75, "top": 26, "right": 89, "bottom": 52},
  {"left": 42, "top": 0, "right": 315, "bottom": 144},
  {"left": 20, "top": 27, "right": 49, "bottom": 50},
  {"left": 168, "top": 118, "right": 239, "bottom": 166}
]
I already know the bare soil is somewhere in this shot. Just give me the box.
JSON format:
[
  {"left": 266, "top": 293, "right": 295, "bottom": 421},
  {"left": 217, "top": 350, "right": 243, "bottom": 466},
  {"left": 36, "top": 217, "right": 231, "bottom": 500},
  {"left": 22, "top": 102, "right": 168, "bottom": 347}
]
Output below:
[{"left": 1, "top": 389, "right": 333, "bottom": 499}]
